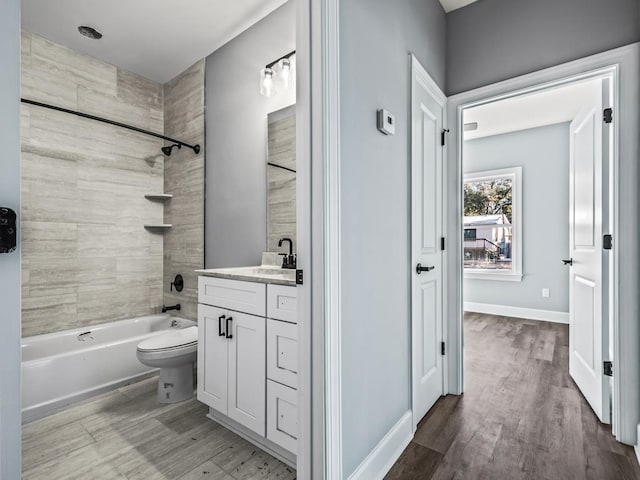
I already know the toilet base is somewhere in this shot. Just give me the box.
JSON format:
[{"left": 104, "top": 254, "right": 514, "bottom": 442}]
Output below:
[{"left": 157, "top": 363, "right": 194, "bottom": 403}]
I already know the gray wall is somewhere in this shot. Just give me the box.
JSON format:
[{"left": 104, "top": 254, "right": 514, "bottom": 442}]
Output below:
[
  {"left": 446, "top": 0, "right": 640, "bottom": 94},
  {"left": 205, "top": 1, "right": 296, "bottom": 268},
  {"left": 464, "top": 124, "right": 570, "bottom": 313},
  {"left": 339, "top": 0, "right": 446, "bottom": 476},
  {"left": 0, "top": 0, "right": 22, "bottom": 474},
  {"left": 163, "top": 60, "right": 206, "bottom": 321}
]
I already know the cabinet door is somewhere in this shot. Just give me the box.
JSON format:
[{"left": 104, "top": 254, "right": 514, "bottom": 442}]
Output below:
[
  {"left": 267, "top": 319, "right": 298, "bottom": 389},
  {"left": 227, "top": 311, "right": 266, "bottom": 435},
  {"left": 198, "top": 304, "right": 229, "bottom": 414}
]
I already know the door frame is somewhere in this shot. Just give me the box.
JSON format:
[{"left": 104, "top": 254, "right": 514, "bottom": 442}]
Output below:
[
  {"left": 410, "top": 54, "right": 448, "bottom": 431},
  {"left": 445, "top": 44, "right": 640, "bottom": 445}
]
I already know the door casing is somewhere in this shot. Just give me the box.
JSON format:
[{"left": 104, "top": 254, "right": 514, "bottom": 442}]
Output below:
[{"left": 444, "top": 45, "right": 640, "bottom": 444}]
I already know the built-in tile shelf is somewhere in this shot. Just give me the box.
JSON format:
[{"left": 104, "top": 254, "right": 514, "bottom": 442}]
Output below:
[
  {"left": 144, "top": 224, "right": 172, "bottom": 230},
  {"left": 144, "top": 194, "right": 173, "bottom": 201}
]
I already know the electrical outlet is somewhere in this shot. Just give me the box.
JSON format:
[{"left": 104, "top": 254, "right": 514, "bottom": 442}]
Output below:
[{"left": 542, "top": 288, "right": 550, "bottom": 298}]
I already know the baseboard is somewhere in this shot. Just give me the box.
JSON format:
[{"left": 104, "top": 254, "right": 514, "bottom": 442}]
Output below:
[
  {"left": 347, "top": 411, "right": 412, "bottom": 480},
  {"left": 464, "top": 302, "right": 569, "bottom": 324},
  {"left": 635, "top": 425, "right": 640, "bottom": 467}
]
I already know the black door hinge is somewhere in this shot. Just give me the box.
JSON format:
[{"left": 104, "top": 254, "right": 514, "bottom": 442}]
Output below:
[
  {"left": 441, "top": 128, "right": 449, "bottom": 146},
  {"left": 441, "top": 341, "right": 446, "bottom": 356},
  {"left": 603, "top": 108, "right": 613, "bottom": 124},
  {"left": 296, "top": 269, "right": 304, "bottom": 285},
  {"left": 604, "top": 361, "right": 613, "bottom": 377},
  {"left": 603, "top": 234, "right": 613, "bottom": 250},
  {"left": 441, "top": 237, "right": 445, "bottom": 251}
]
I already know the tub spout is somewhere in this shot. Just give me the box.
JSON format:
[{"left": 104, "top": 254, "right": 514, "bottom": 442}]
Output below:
[{"left": 162, "top": 304, "right": 181, "bottom": 313}]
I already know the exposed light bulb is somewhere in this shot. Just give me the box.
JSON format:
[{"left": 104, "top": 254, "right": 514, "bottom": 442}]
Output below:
[
  {"left": 279, "top": 58, "right": 291, "bottom": 89},
  {"left": 260, "top": 67, "right": 274, "bottom": 97}
]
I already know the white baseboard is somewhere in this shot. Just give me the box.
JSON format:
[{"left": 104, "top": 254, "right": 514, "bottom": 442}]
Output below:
[
  {"left": 635, "top": 425, "right": 640, "bottom": 467},
  {"left": 464, "top": 302, "right": 569, "bottom": 324},
  {"left": 347, "top": 411, "right": 412, "bottom": 480}
]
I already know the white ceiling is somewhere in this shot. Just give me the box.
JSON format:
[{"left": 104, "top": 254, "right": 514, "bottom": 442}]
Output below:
[
  {"left": 21, "top": 0, "right": 288, "bottom": 83},
  {"left": 438, "top": 0, "right": 480, "bottom": 13},
  {"left": 463, "top": 79, "right": 602, "bottom": 141}
]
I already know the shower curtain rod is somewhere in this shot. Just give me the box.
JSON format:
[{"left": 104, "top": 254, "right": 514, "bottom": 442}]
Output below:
[{"left": 21, "top": 98, "right": 201, "bottom": 155}]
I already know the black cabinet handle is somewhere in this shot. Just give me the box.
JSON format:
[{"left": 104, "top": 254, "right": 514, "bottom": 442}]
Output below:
[
  {"left": 218, "top": 315, "right": 226, "bottom": 337},
  {"left": 562, "top": 258, "right": 573, "bottom": 266},
  {"left": 226, "top": 317, "right": 233, "bottom": 339},
  {"left": 416, "top": 263, "right": 435, "bottom": 274}
]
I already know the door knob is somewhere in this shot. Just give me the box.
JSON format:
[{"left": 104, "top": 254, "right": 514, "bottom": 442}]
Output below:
[
  {"left": 562, "top": 258, "right": 573, "bottom": 266},
  {"left": 416, "top": 263, "right": 435, "bottom": 274}
]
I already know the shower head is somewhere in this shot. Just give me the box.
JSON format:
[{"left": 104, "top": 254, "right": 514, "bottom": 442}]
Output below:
[{"left": 161, "top": 144, "right": 182, "bottom": 156}]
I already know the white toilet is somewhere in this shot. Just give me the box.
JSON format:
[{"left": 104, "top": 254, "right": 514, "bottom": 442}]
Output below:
[{"left": 136, "top": 326, "right": 198, "bottom": 403}]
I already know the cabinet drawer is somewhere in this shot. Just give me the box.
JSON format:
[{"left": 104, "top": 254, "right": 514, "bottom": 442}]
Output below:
[
  {"left": 267, "top": 380, "right": 297, "bottom": 454},
  {"left": 267, "top": 319, "right": 298, "bottom": 389},
  {"left": 267, "top": 285, "right": 297, "bottom": 323},
  {"left": 199, "top": 276, "right": 266, "bottom": 317}
]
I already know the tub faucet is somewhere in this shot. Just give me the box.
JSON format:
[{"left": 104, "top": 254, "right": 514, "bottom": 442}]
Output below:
[{"left": 162, "top": 304, "right": 181, "bottom": 313}]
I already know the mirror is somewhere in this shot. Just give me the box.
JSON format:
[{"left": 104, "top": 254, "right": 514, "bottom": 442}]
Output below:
[{"left": 267, "top": 105, "right": 296, "bottom": 254}]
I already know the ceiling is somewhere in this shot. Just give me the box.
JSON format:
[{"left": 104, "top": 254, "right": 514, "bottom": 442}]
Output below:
[
  {"left": 21, "top": 0, "right": 288, "bottom": 83},
  {"left": 463, "top": 79, "right": 602, "bottom": 141},
  {"left": 438, "top": 0, "right": 480, "bottom": 13}
]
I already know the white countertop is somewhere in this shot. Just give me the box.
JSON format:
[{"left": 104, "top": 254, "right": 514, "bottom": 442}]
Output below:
[{"left": 195, "top": 266, "right": 296, "bottom": 287}]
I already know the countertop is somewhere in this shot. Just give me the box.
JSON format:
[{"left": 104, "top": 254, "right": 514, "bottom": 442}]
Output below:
[{"left": 195, "top": 266, "right": 296, "bottom": 287}]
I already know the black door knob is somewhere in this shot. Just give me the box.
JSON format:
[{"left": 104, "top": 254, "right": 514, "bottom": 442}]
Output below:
[
  {"left": 562, "top": 258, "right": 573, "bottom": 266},
  {"left": 416, "top": 263, "right": 435, "bottom": 274}
]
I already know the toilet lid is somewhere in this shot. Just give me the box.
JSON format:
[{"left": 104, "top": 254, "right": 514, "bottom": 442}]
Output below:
[{"left": 137, "top": 326, "right": 198, "bottom": 351}]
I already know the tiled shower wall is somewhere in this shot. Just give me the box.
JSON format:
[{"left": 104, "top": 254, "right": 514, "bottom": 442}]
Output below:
[
  {"left": 162, "top": 61, "right": 206, "bottom": 321},
  {"left": 20, "top": 33, "right": 166, "bottom": 337}
]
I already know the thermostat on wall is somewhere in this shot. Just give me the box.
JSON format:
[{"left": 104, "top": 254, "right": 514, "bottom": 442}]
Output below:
[{"left": 377, "top": 109, "right": 395, "bottom": 136}]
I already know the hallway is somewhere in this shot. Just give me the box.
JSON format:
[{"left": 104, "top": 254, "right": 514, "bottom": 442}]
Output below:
[{"left": 386, "top": 313, "right": 640, "bottom": 479}]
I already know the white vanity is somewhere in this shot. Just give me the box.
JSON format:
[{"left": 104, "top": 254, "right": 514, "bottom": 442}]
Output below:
[{"left": 196, "top": 267, "right": 298, "bottom": 466}]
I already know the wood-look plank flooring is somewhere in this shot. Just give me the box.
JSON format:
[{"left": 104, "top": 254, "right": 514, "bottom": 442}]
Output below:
[
  {"left": 22, "top": 377, "right": 296, "bottom": 480},
  {"left": 386, "top": 313, "right": 640, "bottom": 480}
]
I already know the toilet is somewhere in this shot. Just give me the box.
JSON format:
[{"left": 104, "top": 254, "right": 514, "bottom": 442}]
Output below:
[{"left": 136, "top": 326, "right": 198, "bottom": 403}]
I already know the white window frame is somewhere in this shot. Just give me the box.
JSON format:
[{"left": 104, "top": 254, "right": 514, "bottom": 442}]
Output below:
[{"left": 463, "top": 166, "right": 523, "bottom": 282}]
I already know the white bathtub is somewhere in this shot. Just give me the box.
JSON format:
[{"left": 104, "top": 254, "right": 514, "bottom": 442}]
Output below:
[{"left": 22, "top": 314, "right": 196, "bottom": 422}]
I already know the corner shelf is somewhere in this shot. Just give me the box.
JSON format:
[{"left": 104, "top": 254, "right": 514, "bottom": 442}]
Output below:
[{"left": 144, "top": 194, "right": 173, "bottom": 201}]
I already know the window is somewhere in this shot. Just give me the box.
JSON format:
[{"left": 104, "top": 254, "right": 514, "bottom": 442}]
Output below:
[{"left": 463, "top": 167, "right": 522, "bottom": 281}]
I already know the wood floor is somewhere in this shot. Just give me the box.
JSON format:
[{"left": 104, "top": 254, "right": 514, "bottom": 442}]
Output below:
[
  {"left": 386, "top": 313, "right": 640, "bottom": 480},
  {"left": 22, "top": 377, "right": 296, "bottom": 480}
]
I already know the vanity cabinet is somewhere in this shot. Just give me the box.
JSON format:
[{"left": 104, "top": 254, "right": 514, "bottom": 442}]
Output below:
[{"left": 197, "top": 275, "right": 298, "bottom": 458}]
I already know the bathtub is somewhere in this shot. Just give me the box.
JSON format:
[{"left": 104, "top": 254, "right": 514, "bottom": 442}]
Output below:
[{"left": 22, "top": 314, "right": 196, "bottom": 422}]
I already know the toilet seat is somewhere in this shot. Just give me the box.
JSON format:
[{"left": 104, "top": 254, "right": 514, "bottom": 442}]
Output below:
[{"left": 137, "top": 326, "right": 198, "bottom": 352}]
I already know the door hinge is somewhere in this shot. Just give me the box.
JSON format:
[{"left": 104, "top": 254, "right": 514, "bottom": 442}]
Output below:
[
  {"left": 296, "top": 269, "right": 304, "bottom": 285},
  {"left": 441, "top": 128, "right": 449, "bottom": 146},
  {"left": 604, "top": 361, "right": 613, "bottom": 377},
  {"left": 441, "top": 341, "right": 446, "bottom": 356},
  {"left": 441, "top": 237, "right": 445, "bottom": 251},
  {"left": 603, "top": 234, "right": 613, "bottom": 250},
  {"left": 603, "top": 108, "right": 613, "bottom": 124}
]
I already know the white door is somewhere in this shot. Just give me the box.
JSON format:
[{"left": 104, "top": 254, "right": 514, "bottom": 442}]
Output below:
[
  {"left": 411, "top": 56, "right": 445, "bottom": 427},
  {"left": 568, "top": 78, "right": 611, "bottom": 423},
  {"left": 227, "top": 311, "right": 266, "bottom": 435},
  {"left": 198, "top": 304, "right": 229, "bottom": 414}
]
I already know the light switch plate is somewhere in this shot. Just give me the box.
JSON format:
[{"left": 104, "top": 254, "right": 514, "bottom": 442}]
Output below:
[
  {"left": 377, "top": 109, "right": 395, "bottom": 135},
  {"left": 542, "top": 288, "right": 550, "bottom": 298}
]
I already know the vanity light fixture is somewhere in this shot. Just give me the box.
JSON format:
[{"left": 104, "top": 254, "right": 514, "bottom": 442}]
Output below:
[{"left": 260, "top": 50, "right": 296, "bottom": 97}]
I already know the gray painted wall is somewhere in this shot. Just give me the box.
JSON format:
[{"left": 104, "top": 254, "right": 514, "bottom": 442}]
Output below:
[
  {"left": 0, "top": 0, "right": 22, "bottom": 475},
  {"left": 339, "top": 0, "right": 446, "bottom": 476},
  {"left": 205, "top": 1, "right": 295, "bottom": 268},
  {"left": 446, "top": 0, "right": 640, "bottom": 94},
  {"left": 464, "top": 124, "right": 570, "bottom": 313}
]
